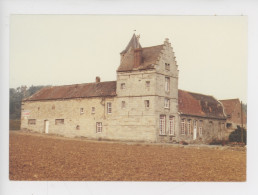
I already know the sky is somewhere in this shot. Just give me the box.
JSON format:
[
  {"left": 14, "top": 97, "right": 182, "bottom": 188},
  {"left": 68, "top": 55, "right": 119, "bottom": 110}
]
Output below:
[{"left": 10, "top": 15, "right": 247, "bottom": 103}]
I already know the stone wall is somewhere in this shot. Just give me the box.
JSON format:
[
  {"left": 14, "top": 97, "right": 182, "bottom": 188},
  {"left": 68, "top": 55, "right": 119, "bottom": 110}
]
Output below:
[
  {"left": 21, "top": 96, "right": 157, "bottom": 142},
  {"left": 177, "top": 115, "right": 227, "bottom": 144}
]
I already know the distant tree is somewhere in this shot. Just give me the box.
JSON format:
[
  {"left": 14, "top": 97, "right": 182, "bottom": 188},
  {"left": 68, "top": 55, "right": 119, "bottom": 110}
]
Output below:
[
  {"left": 242, "top": 103, "right": 247, "bottom": 115},
  {"left": 9, "top": 85, "right": 46, "bottom": 119}
]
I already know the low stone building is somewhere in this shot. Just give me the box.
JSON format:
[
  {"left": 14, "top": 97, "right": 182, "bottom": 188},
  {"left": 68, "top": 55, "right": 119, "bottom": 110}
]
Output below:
[{"left": 21, "top": 34, "right": 228, "bottom": 144}]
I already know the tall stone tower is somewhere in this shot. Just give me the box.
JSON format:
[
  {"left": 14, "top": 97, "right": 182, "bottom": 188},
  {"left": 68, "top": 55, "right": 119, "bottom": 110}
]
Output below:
[{"left": 116, "top": 34, "right": 179, "bottom": 142}]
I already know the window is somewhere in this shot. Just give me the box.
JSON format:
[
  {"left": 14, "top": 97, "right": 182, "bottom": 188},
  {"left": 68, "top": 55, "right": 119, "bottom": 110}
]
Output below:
[
  {"left": 145, "top": 100, "right": 150, "bottom": 108},
  {"left": 80, "top": 108, "right": 84, "bottom": 114},
  {"left": 169, "top": 116, "right": 175, "bottom": 135},
  {"left": 107, "top": 102, "right": 112, "bottom": 114},
  {"left": 193, "top": 120, "right": 198, "bottom": 130},
  {"left": 121, "top": 83, "right": 126, "bottom": 90},
  {"left": 165, "top": 77, "right": 170, "bottom": 92},
  {"left": 76, "top": 125, "right": 80, "bottom": 130},
  {"left": 187, "top": 120, "right": 192, "bottom": 135},
  {"left": 164, "top": 98, "right": 170, "bottom": 109},
  {"left": 199, "top": 120, "right": 203, "bottom": 136},
  {"left": 121, "top": 101, "right": 126, "bottom": 109},
  {"left": 28, "top": 119, "right": 36, "bottom": 125},
  {"left": 199, "top": 127, "right": 203, "bottom": 136},
  {"left": 159, "top": 115, "right": 166, "bottom": 135},
  {"left": 91, "top": 107, "right": 95, "bottom": 114},
  {"left": 55, "top": 119, "right": 64, "bottom": 125},
  {"left": 145, "top": 81, "right": 150, "bottom": 88},
  {"left": 165, "top": 63, "right": 170, "bottom": 70},
  {"left": 96, "top": 122, "right": 102, "bottom": 133},
  {"left": 226, "top": 123, "right": 232, "bottom": 128},
  {"left": 181, "top": 119, "right": 185, "bottom": 135}
]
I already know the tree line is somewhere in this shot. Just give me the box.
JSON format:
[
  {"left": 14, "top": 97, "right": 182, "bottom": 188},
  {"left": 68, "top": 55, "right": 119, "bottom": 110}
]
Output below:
[{"left": 9, "top": 85, "right": 46, "bottom": 119}]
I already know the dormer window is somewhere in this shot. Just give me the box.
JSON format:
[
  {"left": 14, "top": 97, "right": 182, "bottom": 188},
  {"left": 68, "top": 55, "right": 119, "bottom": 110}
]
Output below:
[
  {"left": 165, "top": 63, "right": 170, "bottom": 70},
  {"left": 121, "top": 83, "right": 126, "bottom": 90}
]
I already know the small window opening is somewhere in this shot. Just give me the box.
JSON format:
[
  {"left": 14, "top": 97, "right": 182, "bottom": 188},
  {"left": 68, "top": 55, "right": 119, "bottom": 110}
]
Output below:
[
  {"left": 121, "top": 101, "right": 126, "bottom": 109},
  {"left": 121, "top": 83, "right": 126, "bottom": 90},
  {"left": 80, "top": 108, "right": 84, "bottom": 114},
  {"left": 144, "top": 100, "right": 150, "bottom": 108}
]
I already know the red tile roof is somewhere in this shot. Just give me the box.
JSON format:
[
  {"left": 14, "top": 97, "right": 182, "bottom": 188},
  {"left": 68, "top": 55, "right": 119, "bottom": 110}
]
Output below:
[
  {"left": 178, "top": 90, "right": 226, "bottom": 119},
  {"left": 23, "top": 81, "right": 117, "bottom": 101}
]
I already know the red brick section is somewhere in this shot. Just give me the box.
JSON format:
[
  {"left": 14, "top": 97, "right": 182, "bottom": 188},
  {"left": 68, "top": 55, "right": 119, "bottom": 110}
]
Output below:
[
  {"left": 23, "top": 81, "right": 117, "bottom": 101},
  {"left": 178, "top": 90, "right": 226, "bottom": 119},
  {"left": 220, "top": 99, "right": 247, "bottom": 125},
  {"left": 133, "top": 48, "right": 143, "bottom": 69}
]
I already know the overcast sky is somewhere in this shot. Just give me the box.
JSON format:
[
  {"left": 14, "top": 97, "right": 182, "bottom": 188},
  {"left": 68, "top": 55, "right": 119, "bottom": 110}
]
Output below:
[{"left": 10, "top": 15, "right": 247, "bottom": 102}]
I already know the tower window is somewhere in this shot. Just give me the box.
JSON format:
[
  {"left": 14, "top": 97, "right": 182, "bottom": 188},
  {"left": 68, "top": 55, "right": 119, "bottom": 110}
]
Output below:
[
  {"left": 165, "top": 63, "right": 170, "bottom": 70},
  {"left": 144, "top": 100, "right": 150, "bottom": 108},
  {"left": 164, "top": 98, "right": 170, "bottom": 108},
  {"left": 146, "top": 81, "right": 150, "bottom": 88},
  {"left": 165, "top": 77, "right": 170, "bottom": 92},
  {"left": 121, "top": 83, "right": 126, "bottom": 90},
  {"left": 121, "top": 101, "right": 126, "bottom": 109},
  {"left": 159, "top": 115, "right": 166, "bottom": 135}
]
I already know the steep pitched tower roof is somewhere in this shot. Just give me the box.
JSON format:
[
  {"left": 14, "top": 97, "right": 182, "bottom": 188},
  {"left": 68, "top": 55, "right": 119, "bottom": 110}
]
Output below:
[
  {"left": 118, "top": 34, "right": 164, "bottom": 72},
  {"left": 120, "top": 33, "right": 142, "bottom": 54}
]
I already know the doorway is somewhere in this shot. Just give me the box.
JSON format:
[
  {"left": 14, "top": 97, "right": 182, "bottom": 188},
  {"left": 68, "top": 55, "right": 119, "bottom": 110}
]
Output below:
[{"left": 44, "top": 120, "right": 49, "bottom": 134}]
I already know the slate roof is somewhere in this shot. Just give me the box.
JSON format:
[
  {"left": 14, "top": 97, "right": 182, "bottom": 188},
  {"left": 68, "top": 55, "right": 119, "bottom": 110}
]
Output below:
[
  {"left": 117, "top": 45, "right": 164, "bottom": 72},
  {"left": 178, "top": 90, "right": 226, "bottom": 119},
  {"left": 23, "top": 81, "right": 117, "bottom": 101}
]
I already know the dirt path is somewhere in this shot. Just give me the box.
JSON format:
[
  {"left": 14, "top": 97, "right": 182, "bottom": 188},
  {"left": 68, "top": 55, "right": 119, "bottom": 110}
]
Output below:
[{"left": 9, "top": 131, "right": 246, "bottom": 181}]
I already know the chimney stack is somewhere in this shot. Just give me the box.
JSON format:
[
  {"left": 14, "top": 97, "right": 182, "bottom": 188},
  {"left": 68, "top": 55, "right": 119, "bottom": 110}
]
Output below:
[
  {"left": 96, "top": 76, "right": 100, "bottom": 83},
  {"left": 134, "top": 48, "right": 143, "bottom": 68}
]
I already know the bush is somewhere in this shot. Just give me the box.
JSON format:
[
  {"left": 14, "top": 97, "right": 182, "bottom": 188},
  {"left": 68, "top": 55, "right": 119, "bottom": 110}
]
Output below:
[
  {"left": 180, "top": 141, "right": 188, "bottom": 145},
  {"left": 229, "top": 126, "right": 247, "bottom": 145}
]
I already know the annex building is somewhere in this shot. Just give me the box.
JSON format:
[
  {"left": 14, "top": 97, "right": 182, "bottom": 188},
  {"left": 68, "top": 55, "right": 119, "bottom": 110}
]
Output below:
[{"left": 21, "top": 34, "right": 242, "bottom": 144}]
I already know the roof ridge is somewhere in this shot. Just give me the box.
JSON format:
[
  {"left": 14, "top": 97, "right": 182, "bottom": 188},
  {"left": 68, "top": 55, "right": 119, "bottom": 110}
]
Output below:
[
  {"left": 179, "top": 89, "right": 213, "bottom": 98},
  {"left": 48, "top": 80, "right": 117, "bottom": 88}
]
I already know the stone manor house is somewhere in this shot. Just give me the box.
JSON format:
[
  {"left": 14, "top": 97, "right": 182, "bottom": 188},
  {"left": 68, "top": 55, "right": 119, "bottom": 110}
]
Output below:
[{"left": 21, "top": 34, "right": 245, "bottom": 144}]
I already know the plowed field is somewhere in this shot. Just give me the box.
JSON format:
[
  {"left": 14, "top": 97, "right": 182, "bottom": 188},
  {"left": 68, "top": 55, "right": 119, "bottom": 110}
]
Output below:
[{"left": 9, "top": 131, "right": 246, "bottom": 181}]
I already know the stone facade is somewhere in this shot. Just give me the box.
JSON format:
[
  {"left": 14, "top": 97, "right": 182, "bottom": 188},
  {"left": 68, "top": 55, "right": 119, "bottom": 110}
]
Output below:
[{"left": 21, "top": 34, "right": 229, "bottom": 144}]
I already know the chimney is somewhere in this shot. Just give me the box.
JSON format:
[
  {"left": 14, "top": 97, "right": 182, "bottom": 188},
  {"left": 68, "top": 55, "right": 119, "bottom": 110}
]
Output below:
[
  {"left": 134, "top": 48, "right": 143, "bottom": 68},
  {"left": 96, "top": 76, "right": 100, "bottom": 83}
]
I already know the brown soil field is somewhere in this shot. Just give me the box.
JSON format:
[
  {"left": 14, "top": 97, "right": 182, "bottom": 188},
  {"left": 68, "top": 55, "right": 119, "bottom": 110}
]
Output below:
[{"left": 9, "top": 131, "right": 246, "bottom": 181}]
